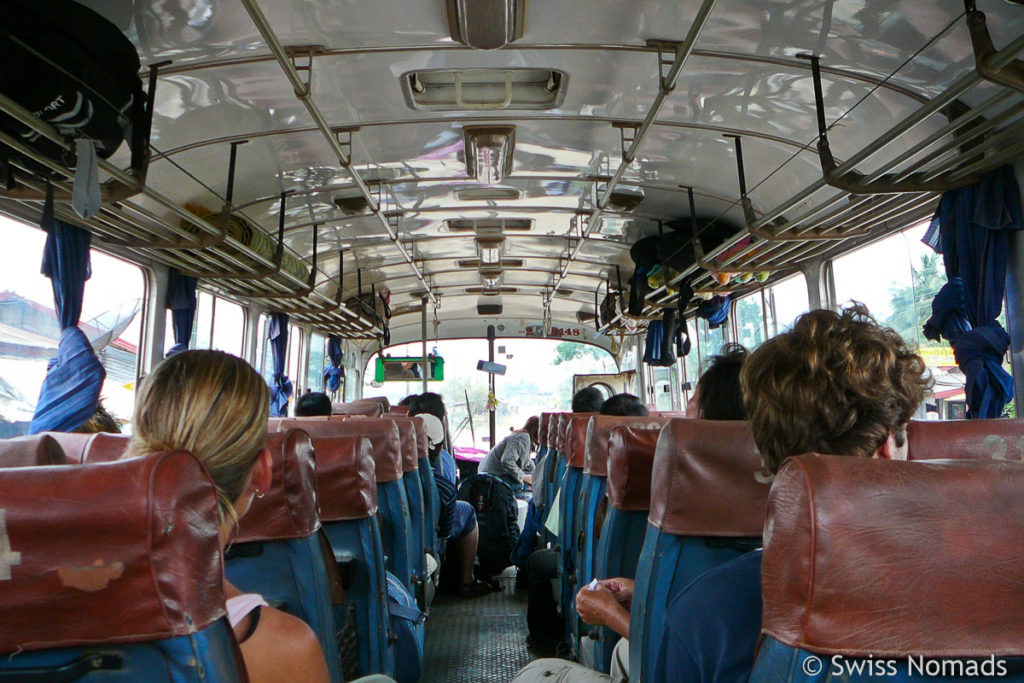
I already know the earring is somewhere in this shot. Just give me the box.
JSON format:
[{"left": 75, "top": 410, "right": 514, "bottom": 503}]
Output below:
[{"left": 255, "top": 489, "right": 265, "bottom": 499}]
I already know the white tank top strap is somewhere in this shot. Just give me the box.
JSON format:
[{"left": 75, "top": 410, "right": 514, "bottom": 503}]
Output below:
[{"left": 225, "top": 593, "right": 270, "bottom": 628}]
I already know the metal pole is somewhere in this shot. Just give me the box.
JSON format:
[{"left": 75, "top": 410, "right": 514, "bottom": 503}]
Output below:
[
  {"left": 421, "top": 297, "right": 429, "bottom": 393},
  {"left": 487, "top": 324, "right": 496, "bottom": 446}
]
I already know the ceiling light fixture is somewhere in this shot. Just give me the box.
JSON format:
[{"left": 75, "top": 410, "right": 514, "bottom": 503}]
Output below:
[
  {"left": 464, "top": 125, "right": 516, "bottom": 184},
  {"left": 446, "top": 0, "right": 525, "bottom": 50},
  {"left": 475, "top": 234, "right": 506, "bottom": 265},
  {"left": 479, "top": 266, "right": 504, "bottom": 288}
]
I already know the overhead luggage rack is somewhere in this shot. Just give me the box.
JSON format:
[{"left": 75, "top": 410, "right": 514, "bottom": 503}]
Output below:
[{"left": 0, "top": 86, "right": 380, "bottom": 337}]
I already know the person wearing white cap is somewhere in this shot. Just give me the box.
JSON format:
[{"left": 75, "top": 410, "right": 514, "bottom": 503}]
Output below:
[{"left": 414, "top": 413, "right": 491, "bottom": 597}]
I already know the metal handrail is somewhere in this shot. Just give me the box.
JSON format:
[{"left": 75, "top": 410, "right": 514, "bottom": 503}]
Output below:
[{"left": 239, "top": 0, "right": 438, "bottom": 308}]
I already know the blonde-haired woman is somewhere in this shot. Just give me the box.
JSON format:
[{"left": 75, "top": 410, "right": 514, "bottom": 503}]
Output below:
[{"left": 128, "top": 350, "right": 330, "bottom": 683}]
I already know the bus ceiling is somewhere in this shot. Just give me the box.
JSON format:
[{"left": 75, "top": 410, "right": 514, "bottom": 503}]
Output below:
[{"left": 2, "top": 1, "right": 1024, "bottom": 346}]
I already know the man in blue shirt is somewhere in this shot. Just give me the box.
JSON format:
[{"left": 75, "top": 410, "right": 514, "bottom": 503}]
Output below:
[{"left": 652, "top": 305, "right": 931, "bottom": 682}]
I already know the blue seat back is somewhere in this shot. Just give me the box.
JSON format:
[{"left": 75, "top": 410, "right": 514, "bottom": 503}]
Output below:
[
  {"left": 558, "top": 414, "right": 593, "bottom": 642},
  {"left": 390, "top": 415, "right": 428, "bottom": 605},
  {"left": 312, "top": 433, "right": 394, "bottom": 679},
  {"left": 751, "top": 455, "right": 1024, "bottom": 683},
  {"left": 0, "top": 451, "right": 245, "bottom": 681},
  {"left": 225, "top": 429, "right": 342, "bottom": 683},
  {"left": 587, "top": 422, "right": 666, "bottom": 671},
  {"left": 630, "top": 419, "right": 767, "bottom": 683},
  {"left": 282, "top": 418, "right": 415, "bottom": 593},
  {"left": 412, "top": 417, "right": 441, "bottom": 558}
]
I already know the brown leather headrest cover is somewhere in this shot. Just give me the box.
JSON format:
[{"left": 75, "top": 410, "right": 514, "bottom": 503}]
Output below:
[
  {"left": 1, "top": 434, "right": 68, "bottom": 467},
  {"left": 389, "top": 405, "right": 410, "bottom": 415},
  {"left": 539, "top": 413, "right": 551, "bottom": 447},
  {"left": 388, "top": 416, "right": 419, "bottom": 473},
  {"left": 565, "top": 414, "right": 596, "bottom": 468},
  {"left": 332, "top": 400, "right": 385, "bottom": 417},
  {"left": 0, "top": 451, "right": 224, "bottom": 652},
  {"left": 907, "top": 418, "right": 1024, "bottom": 462},
  {"left": 606, "top": 426, "right": 663, "bottom": 511},
  {"left": 648, "top": 419, "right": 768, "bottom": 536},
  {"left": 413, "top": 417, "right": 428, "bottom": 460},
  {"left": 549, "top": 413, "right": 565, "bottom": 450},
  {"left": 235, "top": 429, "right": 320, "bottom": 542},
  {"left": 281, "top": 418, "right": 402, "bottom": 482},
  {"left": 584, "top": 416, "right": 670, "bottom": 477},
  {"left": 311, "top": 435, "right": 378, "bottom": 521},
  {"left": 762, "top": 454, "right": 1024, "bottom": 657},
  {"left": 267, "top": 416, "right": 293, "bottom": 432},
  {"left": 81, "top": 433, "right": 130, "bottom": 463}
]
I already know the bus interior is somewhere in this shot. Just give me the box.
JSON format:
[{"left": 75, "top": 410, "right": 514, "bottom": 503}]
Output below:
[{"left": 3, "top": 0, "right": 1024, "bottom": 681}]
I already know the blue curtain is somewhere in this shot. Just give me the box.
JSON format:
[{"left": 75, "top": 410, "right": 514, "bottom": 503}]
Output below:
[
  {"left": 324, "top": 335, "right": 344, "bottom": 393},
  {"left": 165, "top": 268, "right": 197, "bottom": 357},
  {"left": 268, "top": 311, "right": 292, "bottom": 417},
  {"left": 29, "top": 217, "right": 105, "bottom": 434},
  {"left": 923, "top": 165, "right": 1022, "bottom": 418}
]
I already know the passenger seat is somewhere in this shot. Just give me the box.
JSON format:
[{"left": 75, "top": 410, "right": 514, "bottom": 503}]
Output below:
[{"left": 753, "top": 454, "right": 1024, "bottom": 682}]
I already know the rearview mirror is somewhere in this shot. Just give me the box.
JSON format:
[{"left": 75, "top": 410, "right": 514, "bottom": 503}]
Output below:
[{"left": 374, "top": 355, "right": 444, "bottom": 382}]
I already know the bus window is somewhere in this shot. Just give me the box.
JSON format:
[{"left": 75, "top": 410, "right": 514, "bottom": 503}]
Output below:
[
  {"left": 287, "top": 324, "right": 303, "bottom": 395},
  {"left": 767, "top": 273, "right": 809, "bottom": 335},
  {"left": 193, "top": 291, "right": 214, "bottom": 350},
  {"left": 210, "top": 297, "right": 245, "bottom": 357},
  {"left": 735, "top": 291, "right": 767, "bottom": 350},
  {"left": 696, "top": 317, "right": 726, "bottom": 361},
  {"left": 648, "top": 365, "right": 677, "bottom": 412},
  {"left": 255, "top": 313, "right": 271, "bottom": 384},
  {"left": 0, "top": 216, "right": 144, "bottom": 435},
  {"left": 308, "top": 333, "right": 326, "bottom": 393},
  {"left": 831, "top": 222, "right": 945, "bottom": 349}
]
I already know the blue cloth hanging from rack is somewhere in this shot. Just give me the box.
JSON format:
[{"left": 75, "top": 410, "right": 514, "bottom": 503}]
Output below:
[
  {"left": 696, "top": 294, "right": 731, "bottom": 329},
  {"left": 324, "top": 335, "right": 344, "bottom": 392},
  {"left": 923, "top": 164, "right": 1022, "bottom": 418},
  {"left": 165, "top": 268, "right": 197, "bottom": 357},
  {"left": 29, "top": 213, "right": 105, "bottom": 434},
  {"left": 268, "top": 312, "right": 292, "bottom": 417}
]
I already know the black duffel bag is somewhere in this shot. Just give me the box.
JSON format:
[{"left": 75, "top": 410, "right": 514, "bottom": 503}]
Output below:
[{"left": 0, "top": 0, "right": 146, "bottom": 189}]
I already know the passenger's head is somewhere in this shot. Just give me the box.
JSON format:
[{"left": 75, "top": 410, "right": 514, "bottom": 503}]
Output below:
[
  {"left": 128, "top": 350, "right": 271, "bottom": 526},
  {"left": 416, "top": 413, "right": 445, "bottom": 461},
  {"left": 398, "top": 394, "right": 419, "bottom": 407},
  {"left": 600, "top": 393, "right": 649, "bottom": 417},
  {"left": 409, "top": 392, "right": 446, "bottom": 420},
  {"left": 741, "top": 305, "right": 931, "bottom": 473},
  {"left": 294, "top": 391, "right": 332, "bottom": 417},
  {"left": 688, "top": 343, "right": 747, "bottom": 420},
  {"left": 572, "top": 386, "right": 603, "bottom": 413},
  {"left": 520, "top": 416, "right": 540, "bottom": 449},
  {"left": 72, "top": 400, "right": 122, "bottom": 434}
]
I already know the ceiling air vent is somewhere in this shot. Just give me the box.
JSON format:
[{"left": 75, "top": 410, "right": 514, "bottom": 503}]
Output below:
[
  {"left": 446, "top": 218, "right": 532, "bottom": 232},
  {"left": 457, "top": 187, "right": 522, "bottom": 201},
  {"left": 446, "top": 0, "right": 524, "bottom": 50},
  {"left": 405, "top": 69, "right": 565, "bottom": 111},
  {"left": 554, "top": 289, "right": 574, "bottom": 298},
  {"left": 467, "top": 287, "right": 517, "bottom": 294},
  {"left": 457, "top": 258, "right": 525, "bottom": 269},
  {"left": 576, "top": 310, "right": 596, "bottom": 323}
]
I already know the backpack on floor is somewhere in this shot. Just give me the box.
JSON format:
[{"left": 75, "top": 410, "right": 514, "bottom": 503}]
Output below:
[
  {"left": 458, "top": 473, "right": 520, "bottom": 576},
  {"left": 0, "top": 0, "right": 147, "bottom": 197},
  {"left": 386, "top": 571, "right": 426, "bottom": 683}
]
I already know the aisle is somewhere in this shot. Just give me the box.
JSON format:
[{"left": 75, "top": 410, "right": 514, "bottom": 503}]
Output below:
[{"left": 421, "top": 573, "right": 534, "bottom": 682}]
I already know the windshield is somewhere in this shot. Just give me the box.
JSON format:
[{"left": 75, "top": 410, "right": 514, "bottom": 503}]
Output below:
[{"left": 366, "top": 338, "right": 616, "bottom": 449}]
